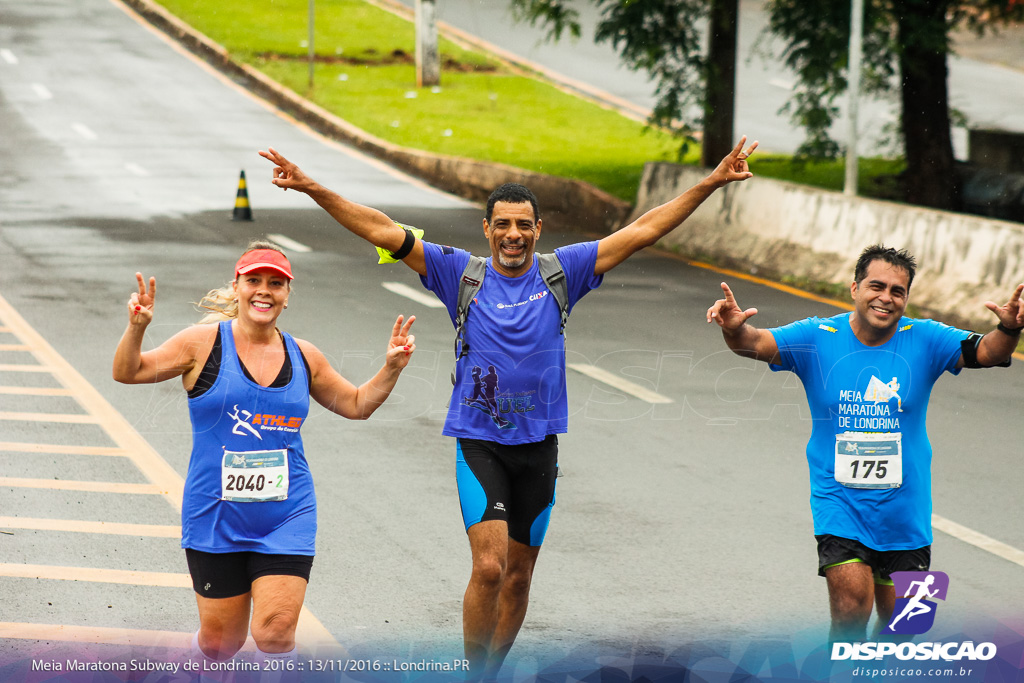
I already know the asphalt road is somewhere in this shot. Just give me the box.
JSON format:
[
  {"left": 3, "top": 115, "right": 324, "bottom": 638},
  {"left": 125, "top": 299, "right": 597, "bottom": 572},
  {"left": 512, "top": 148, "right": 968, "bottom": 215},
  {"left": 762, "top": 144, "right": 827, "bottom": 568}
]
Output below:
[
  {"left": 393, "top": 0, "right": 1024, "bottom": 158},
  {"left": 0, "top": 0, "right": 1022, "bottom": 679}
]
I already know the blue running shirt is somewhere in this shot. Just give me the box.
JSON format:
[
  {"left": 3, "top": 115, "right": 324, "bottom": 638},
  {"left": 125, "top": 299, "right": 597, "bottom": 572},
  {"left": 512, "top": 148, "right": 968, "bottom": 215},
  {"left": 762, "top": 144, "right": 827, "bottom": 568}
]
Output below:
[
  {"left": 182, "top": 321, "right": 316, "bottom": 554},
  {"left": 769, "top": 312, "right": 969, "bottom": 550},
  {"left": 420, "top": 241, "right": 603, "bottom": 445}
]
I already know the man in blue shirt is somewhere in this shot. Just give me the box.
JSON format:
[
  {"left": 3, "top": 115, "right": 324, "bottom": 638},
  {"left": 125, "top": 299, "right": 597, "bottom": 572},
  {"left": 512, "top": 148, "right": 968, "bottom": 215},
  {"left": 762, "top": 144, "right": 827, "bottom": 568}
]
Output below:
[
  {"left": 706, "top": 245, "right": 1023, "bottom": 642},
  {"left": 262, "top": 139, "right": 757, "bottom": 677}
]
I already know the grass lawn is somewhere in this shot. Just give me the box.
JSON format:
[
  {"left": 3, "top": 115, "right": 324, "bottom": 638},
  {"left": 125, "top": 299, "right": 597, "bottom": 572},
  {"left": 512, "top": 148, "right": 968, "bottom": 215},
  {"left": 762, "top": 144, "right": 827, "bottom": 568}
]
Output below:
[{"left": 154, "top": 0, "right": 686, "bottom": 201}]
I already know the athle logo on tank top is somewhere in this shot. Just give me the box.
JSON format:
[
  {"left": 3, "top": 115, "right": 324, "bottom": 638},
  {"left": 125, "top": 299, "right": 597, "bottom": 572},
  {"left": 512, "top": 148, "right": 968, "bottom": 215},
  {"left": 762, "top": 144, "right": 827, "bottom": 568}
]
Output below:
[
  {"left": 227, "top": 404, "right": 304, "bottom": 439},
  {"left": 461, "top": 365, "right": 535, "bottom": 431}
]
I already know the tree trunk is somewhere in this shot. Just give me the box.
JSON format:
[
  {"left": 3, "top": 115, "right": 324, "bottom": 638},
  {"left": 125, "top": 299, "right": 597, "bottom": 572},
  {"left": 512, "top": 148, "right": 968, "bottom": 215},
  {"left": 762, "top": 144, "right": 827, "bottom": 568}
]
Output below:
[
  {"left": 895, "top": 0, "right": 958, "bottom": 210},
  {"left": 701, "top": 0, "right": 738, "bottom": 167}
]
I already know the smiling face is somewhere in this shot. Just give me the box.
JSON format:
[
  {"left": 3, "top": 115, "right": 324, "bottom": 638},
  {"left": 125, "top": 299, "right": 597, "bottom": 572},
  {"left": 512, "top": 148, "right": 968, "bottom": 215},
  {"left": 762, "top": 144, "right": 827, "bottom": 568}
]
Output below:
[
  {"left": 484, "top": 201, "right": 541, "bottom": 276},
  {"left": 233, "top": 268, "right": 290, "bottom": 324},
  {"left": 850, "top": 259, "right": 911, "bottom": 344}
]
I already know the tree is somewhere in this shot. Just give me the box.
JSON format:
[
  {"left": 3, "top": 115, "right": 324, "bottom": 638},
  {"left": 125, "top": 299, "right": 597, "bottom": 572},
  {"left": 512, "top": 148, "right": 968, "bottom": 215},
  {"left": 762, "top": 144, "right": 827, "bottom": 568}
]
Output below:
[
  {"left": 510, "top": 0, "right": 740, "bottom": 168},
  {"left": 768, "top": 0, "right": 1024, "bottom": 210}
]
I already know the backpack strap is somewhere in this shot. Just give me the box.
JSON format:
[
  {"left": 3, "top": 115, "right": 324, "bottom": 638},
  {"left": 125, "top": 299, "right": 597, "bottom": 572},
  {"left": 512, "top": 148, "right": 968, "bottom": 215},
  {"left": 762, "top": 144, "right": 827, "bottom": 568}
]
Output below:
[
  {"left": 452, "top": 256, "right": 487, "bottom": 383},
  {"left": 536, "top": 252, "right": 569, "bottom": 335}
]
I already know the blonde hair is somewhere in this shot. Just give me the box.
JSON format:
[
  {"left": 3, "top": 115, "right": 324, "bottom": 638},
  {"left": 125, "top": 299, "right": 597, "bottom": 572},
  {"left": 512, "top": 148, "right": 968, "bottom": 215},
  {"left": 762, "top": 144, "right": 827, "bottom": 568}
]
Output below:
[{"left": 195, "top": 240, "right": 289, "bottom": 324}]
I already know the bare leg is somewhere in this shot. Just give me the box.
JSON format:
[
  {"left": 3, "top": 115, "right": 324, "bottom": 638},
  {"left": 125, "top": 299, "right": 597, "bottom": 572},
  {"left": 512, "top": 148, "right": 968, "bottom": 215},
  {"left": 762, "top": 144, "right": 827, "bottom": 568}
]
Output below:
[
  {"left": 463, "top": 520, "right": 508, "bottom": 679},
  {"left": 872, "top": 582, "right": 896, "bottom": 637},
  {"left": 194, "top": 593, "right": 251, "bottom": 660},
  {"left": 485, "top": 538, "right": 541, "bottom": 677},
  {"left": 825, "top": 562, "right": 875, "bottom": 643},
  {"left": 250, "top": 575, "right": 307, "bottom": 653}
]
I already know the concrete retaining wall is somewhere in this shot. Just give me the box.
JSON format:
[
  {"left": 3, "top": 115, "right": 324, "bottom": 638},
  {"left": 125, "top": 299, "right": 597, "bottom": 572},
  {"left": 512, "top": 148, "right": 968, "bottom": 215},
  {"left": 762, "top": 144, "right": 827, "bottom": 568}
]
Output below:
[
  {"left": 119, "top": 0, "right": 631, "bottom": 234},
  {"left": 630, "top": 162, "right": 1024, "bottom": 329}
]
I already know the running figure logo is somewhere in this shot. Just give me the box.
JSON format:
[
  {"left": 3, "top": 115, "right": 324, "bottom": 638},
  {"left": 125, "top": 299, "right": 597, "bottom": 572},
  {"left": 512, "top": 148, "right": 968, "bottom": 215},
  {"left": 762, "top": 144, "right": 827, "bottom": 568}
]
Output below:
[
  {"left": 865, "top": 375, "right": 904, "bottom": 412},
  {"left": 883, "top": 571, "right": 949, "bottom": 634},
  {"left": 228, "top": 405, "right": 262, "bottom": 440},
  {"left": 463, "top": 365, "right": 514, "bottom": 430}
]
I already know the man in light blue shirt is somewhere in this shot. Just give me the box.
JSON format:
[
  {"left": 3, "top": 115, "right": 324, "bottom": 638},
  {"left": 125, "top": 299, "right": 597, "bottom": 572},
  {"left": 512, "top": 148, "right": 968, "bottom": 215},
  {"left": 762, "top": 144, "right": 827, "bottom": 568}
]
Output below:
[{"left": 707, "top": 245, "right": 1024, "bottom": 642}]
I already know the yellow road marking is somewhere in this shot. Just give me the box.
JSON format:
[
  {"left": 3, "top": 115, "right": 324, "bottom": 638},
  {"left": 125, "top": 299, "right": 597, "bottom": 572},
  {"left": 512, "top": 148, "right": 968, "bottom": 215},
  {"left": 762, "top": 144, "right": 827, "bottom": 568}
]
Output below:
[
  {"left": 0, "top": 293, "right": 185, "bottom": 509},
  {"left": 0, "top": 344, "right": 30, "bottom": 351},
  {"left": 0, "top": 327, "right": 11, "bottom": 333},
  {"left": 0, "top": 622, "right": 192, "bottom": 648},
  {"left": 0, "top": 516, "right": 180, "bottom": 537},
  {"left": 0, "top": 386, "right": 73, "bottom": 396},
  {"left": 0, "top": 411, "right": 98, "bottom": 424},
  {"left": 0, "top": 442, "right": 126, "bottom": 456},
  {"left": 0, "top": 478, "right": 165, "bottom": 495},
  {"left": 0, "top": 563, "right": 191, "bottom": 588},
  {"left": 0, "top": 364, "right": 55, "bottom": 372}
]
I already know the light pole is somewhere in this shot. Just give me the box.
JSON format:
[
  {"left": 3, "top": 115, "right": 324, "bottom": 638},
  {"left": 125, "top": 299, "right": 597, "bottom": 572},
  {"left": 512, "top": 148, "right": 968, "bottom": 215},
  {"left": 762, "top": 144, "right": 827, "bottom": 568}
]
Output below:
[
  {"left": 844, "top": 0, "right": 864, "bottom": 196},
  {"left": 415, "top": 0, "right": 440, "bottom": 88}
]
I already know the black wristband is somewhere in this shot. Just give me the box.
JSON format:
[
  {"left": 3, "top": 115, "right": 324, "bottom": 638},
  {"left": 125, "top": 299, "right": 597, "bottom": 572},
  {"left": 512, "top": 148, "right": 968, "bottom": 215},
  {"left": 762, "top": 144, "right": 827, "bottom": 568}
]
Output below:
[
  {"left": 389, "top": 229, "right": 416, "bottom": 260},
  {"left": 997, "top": 322, "right": 1023, "bottom": 337}
]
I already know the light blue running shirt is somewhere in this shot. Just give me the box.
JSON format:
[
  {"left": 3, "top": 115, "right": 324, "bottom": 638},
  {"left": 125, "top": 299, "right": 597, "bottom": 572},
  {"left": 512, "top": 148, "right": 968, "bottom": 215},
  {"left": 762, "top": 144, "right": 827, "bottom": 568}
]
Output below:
[
  {"left": 420, "top": 241, "right": 603, "bottom": 445},
  {"left": 769, "top": 312, "right": 969, "bottom": 550}
]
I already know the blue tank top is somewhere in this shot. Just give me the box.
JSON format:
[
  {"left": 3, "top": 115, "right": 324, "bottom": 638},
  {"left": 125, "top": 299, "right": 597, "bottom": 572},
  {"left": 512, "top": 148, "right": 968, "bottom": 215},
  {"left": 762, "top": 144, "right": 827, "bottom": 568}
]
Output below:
[{"left": 182, "top": 321, "right": 316, "bottom": 555}]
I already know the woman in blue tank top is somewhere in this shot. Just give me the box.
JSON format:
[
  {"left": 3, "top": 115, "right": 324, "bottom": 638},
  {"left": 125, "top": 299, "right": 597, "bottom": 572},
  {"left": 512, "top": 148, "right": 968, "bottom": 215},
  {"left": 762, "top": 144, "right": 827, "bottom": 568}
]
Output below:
[{"left": 113, "top": 241, "right": 416, "bottom": 666}]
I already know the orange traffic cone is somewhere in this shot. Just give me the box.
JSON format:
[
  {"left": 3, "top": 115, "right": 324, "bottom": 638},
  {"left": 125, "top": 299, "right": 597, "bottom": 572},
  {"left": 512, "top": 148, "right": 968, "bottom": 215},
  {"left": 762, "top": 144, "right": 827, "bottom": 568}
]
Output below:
[{"left": 232, "top": 170, "right": 253, "bottom": 221}]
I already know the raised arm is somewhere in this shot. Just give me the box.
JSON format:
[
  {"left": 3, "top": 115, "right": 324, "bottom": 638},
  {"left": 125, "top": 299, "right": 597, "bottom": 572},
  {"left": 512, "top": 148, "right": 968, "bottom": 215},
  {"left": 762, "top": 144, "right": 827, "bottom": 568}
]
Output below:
[
  {"left": 959, "top": 283, "right": 1024, "bottom": 369},
  {"left": 594, "top": 137, "right": 758, "bottom": 275},
  {"left": 259, "top": 147, "right": 427, "bottom": 276},
  {"left": 706, "top": 282, "right": 781, "bottom": 364},
  {"left": 301, "top": 315, "right": 417, "bottom": 420},
  {"left": 113, "top": 273, "right": 207, "bottom": 384}
]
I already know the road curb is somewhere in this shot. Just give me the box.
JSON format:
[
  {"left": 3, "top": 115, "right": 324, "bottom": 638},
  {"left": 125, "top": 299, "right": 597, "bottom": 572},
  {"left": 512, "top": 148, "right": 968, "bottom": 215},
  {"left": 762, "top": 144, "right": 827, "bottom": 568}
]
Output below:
[{"left": 117, "top": 0, "right": 632, "bottom": 234}]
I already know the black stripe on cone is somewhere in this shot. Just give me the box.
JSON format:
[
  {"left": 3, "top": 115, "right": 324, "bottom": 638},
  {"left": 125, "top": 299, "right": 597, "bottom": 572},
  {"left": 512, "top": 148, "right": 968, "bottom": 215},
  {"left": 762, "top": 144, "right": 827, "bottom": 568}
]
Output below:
[{"left": 233, "top": 170, "right": 253, "bottom": 221}]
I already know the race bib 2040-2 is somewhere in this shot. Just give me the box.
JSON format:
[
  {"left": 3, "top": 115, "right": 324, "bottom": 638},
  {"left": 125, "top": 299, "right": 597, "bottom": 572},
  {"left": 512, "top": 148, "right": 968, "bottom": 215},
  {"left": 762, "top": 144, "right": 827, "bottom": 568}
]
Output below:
[{"left": 221, "top": 449, "right": 289, "bottom": 502}]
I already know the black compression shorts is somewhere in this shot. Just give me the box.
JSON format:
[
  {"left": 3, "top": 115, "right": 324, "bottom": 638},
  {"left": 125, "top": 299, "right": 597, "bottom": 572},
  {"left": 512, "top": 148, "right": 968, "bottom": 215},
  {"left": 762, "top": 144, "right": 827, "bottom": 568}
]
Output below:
[
  {"left": 456, "top": 435, "right": 558, "bottom": 547},
  {"left": 185, "top": 549, "right": 314, "bottom": 599}
]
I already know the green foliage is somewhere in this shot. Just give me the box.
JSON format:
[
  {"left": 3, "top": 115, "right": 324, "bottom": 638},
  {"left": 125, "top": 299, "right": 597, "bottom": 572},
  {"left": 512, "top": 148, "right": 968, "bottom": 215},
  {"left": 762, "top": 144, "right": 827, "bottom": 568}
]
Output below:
[
  {"left": 766, "top": 0, "right": 1024, "bottom": 162},
  {"left": 510, "top": 0, "right": 714, "bottom": 150}
]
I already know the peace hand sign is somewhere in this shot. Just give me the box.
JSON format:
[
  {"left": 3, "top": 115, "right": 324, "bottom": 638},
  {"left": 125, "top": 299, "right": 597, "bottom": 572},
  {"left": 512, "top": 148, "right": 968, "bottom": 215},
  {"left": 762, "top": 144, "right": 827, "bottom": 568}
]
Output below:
[
  {"left": 709, "top": 137, "right": 759, "bottom": 188},
  {"left": 127, "top": 272, "right": 156, "bottom": 326}
]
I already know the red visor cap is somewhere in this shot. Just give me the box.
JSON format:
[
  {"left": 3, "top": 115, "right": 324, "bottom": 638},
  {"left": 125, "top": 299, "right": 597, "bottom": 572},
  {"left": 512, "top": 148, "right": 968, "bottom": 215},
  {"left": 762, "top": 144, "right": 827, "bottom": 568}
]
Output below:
[{"left": 235, "top": 249, "right": 293, "bottom": 280}]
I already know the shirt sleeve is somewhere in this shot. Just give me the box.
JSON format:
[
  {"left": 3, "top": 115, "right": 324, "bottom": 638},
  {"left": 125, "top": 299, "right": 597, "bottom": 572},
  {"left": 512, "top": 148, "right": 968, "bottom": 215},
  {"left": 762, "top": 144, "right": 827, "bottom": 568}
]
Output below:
[
  {"left": 768, "top": 317, "right": 819, "bottom": 373},
  {"left": 920, "top": 318, "right": 971, "bottom": 376},
  {"left": 553, "top": 241, "right": 604, "bottom": 311},
  {"left": 419, "top": 241, "right": 471, "bottom": 325}
]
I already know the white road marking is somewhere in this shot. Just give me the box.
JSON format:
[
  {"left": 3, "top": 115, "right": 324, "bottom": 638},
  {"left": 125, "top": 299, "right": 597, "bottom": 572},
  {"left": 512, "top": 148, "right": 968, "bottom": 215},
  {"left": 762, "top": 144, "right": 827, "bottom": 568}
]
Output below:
[
  {"left": 382, "top": 282, "right": 446, "bottom": 308},
  {"left": 71, "top": 123, "right": 98, "bottom": 140},
  {"left": 0, "top": 49, "right": 17, "bottom": 65},
  {"left": 124, "top": 162, "right": 149, "bottom": 177},
  {"left": 932, "top": 514, "right": 1024, "bottom": 569},
  {"left": 568, "top": 363, "right": 674, "bottom": 404},
  {"left": 31, "top": 83, "right": 52, "bottom": 100},
  {"left": 267, "top": 233, "right": 312, "bottom": 253}
]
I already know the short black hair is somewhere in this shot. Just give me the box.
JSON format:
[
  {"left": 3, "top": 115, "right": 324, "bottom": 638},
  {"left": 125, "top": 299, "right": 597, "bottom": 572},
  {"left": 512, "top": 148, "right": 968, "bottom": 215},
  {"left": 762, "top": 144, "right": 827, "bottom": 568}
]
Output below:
[
  {"left": 486, "top": 183, "right": 540, "bottom": 223},
  {"left": 854, "top": 245, "right": 917, "bottom": 288}
]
